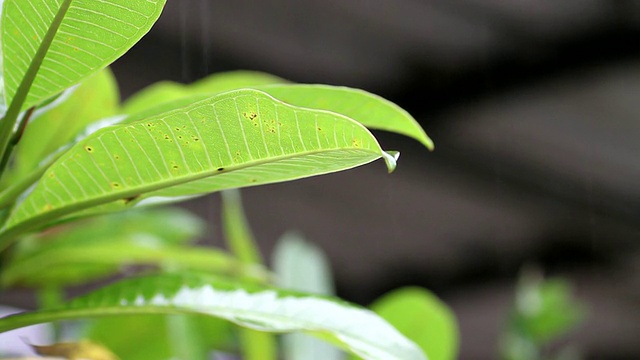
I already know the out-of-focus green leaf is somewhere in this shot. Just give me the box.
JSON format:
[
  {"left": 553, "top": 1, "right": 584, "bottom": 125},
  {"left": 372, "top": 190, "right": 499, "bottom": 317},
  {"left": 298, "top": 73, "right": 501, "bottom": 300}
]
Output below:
[
  {"left": 1, "top": 208, "right": 267, "bottom": 287},
  {"left": 122, "top": 71, "right": 287, "bottom": 115},
  {"left": 0, "top": 272, "right": 426, "bottom": 360},
  {"left": 368, "top": 287, "right": 458, "bottom": 360},
  {"left": 501, "top": 271, "right": 587, "bottom": 360},
  {"left": 513, "top": 276, "right": 586, "bottom": 344},
  {"left": 273, "top": 231, "right": 342, "bottom": 360},
  {"left": 5, "top": 68, "right": 120, "bottom": 186},
  {"left": 83, "top": 314, "right": 233, "bottom": 360},
  {"left": 30, "top": 339, "right": 119, "bottom": 360}
]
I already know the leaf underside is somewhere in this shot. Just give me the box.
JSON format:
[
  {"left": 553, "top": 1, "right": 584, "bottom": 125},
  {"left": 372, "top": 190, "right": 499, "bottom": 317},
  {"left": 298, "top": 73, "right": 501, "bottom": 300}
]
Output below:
[
  {"left": 3, "top": 0, "right": 166, "bottom": 110},
  {"left": 2, "top": 89, "right": 395, "bottom": 238}
]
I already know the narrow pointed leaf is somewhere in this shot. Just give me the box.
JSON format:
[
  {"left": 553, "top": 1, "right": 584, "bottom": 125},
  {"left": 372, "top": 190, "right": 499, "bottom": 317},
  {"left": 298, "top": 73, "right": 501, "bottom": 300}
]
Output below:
[
  {"left": 83, "top": 314, "right": 233, "bottom": 360},
  {"left": 0, "top": 89, "right": 397, "bottom": 248},
  {"left": 0, "top": 273, "right": 426, "bottom": 360},
  {"left": 2, "top": 0, "right": 165, "bottom": 110}
]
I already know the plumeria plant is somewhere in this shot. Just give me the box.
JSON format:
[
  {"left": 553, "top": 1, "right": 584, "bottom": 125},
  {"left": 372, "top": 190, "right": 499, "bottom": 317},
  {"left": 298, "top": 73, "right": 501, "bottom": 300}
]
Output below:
[{"left": 0, "top": 1, "right": 465, "bottom": 360}]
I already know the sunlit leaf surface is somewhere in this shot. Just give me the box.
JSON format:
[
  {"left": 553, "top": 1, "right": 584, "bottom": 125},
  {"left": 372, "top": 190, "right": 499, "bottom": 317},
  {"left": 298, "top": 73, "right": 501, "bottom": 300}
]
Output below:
[
  {"left": 2, "top": 0, "right": 165, "bottom": 110},
  {"left": 1, "top": 89, "right": 397, "bottom": 243},
  {"left": 0, "top": 273, "right": 426, "bottom": 360}
]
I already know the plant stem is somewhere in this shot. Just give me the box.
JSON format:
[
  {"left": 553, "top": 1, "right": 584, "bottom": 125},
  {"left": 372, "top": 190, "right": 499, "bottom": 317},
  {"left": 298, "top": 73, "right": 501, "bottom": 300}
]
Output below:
[
  {"left": 0, "top": 0, "right": 73, "bottom": 177},
  {"left": 221, "top": 189, "right": 277, "bottom": 360}
]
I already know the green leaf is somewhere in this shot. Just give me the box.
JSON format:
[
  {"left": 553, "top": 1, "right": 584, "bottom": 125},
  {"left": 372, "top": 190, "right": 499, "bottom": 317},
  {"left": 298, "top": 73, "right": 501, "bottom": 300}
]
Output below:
[
  {"left": 82, "top": 314, "right": 234, "bottom": 360},
  {"left": 5, "top": 67, "right": 119, "bottom": 185},
  {"left": 122, "top": 71, "right": 432, "bottom": 150},
  {"left": 1, "top": 208, "right": 267, "bottom": 287},
  {"left": 256, "top": 85, "right": 433, "bottom": 150},
  {"left": 2, "top": 0, "right": 165, "bottom": 110},
  {"left": 0, "top": 272, "right": 426, "bottom": 360},
  {"left": 513, "top": 276, "right": 586, "bottom": 344},
  {"left": 273, "top": 232, "right": 342, "bottom": 360},
  {"left": 369, "top": 287, "right": 458, "bottom": 360},
  {"left": 0, "top": 89, "right": 398, "bottom": 249},
  {"left": 122, "top": 71, "right": 287, "bottom": 115}
]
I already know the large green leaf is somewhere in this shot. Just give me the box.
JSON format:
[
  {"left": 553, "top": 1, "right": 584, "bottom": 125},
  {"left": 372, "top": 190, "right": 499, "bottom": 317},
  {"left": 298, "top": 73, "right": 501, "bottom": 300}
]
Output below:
[
  {"left": 122, "top": 71, "right": 432, "bottom": 150},
  {"left": 369, "top": 287, "right": 458, "bottom": 360},
  {"left": 5, "top": 67, "right": 119, "bottom": 185},
  {"left": 1, "top": 208, "right": 266, "bottom": 287},
  {"left": 0, "top": 272, "right": 426, "bottom": 360},
  {"left": 273, "top": 232, "right": 342, "bottom": 360},
  {"left": 0, "top": 89, "right": 397, "bottom": 249},
  {"left": 2, "top": 0, "right": 165, "bottom": 110}
]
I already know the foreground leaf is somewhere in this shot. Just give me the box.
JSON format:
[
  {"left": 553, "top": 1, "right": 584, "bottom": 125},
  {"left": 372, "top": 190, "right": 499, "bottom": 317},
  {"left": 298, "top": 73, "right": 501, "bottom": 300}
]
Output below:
[
  {"left": 0, "top": 89, "right": 397, "bottom": 249},
  {"left": 2, "top": 0, "right": 165, "bottom": 110},
  {"left": 370, "top": 287, "right": 458, "bottom": 360},
  {"left": 0, "top": 273, "right": 426, "bottom": 360}
]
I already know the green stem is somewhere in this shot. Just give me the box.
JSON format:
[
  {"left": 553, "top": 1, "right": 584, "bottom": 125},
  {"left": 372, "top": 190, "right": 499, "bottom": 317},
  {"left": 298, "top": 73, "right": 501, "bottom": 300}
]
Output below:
[
  {"left": 0, "top": 0, "right": 73, "bottom": 177},
  {"left": 36, "top": 286, "right": 65, "bottom": 341},
  {"left": 221, "top": 189, "right": 277, "bottom": 360}
]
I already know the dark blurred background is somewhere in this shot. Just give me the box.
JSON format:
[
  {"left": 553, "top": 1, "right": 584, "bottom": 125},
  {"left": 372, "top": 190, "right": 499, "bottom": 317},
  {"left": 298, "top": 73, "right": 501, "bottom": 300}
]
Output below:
[{"left": 109, "top": 1, "right": 640, "bottom": 359}]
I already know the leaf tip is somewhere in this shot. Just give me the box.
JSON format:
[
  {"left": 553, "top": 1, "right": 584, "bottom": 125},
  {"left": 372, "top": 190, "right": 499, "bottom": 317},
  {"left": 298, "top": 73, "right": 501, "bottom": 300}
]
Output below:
[{"left": 382, "top": 151, "right": 400, "bottom": 173}]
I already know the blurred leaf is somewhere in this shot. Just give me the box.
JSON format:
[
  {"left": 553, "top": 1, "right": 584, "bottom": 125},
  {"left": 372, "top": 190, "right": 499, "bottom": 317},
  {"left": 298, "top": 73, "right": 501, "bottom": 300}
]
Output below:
[
  {"left": 369, "top": 287, "right": 458, "bottom": 360},
  {"left": 122, "top": 71, "right": 287, "bottom": 115},
  {"left": 273, "top": 231, "right": 342, "bottom": 360},
  {"left": 0, "top": 272, "right": 426, "bottom": 360},
  {"left": 1, "top": 208, "right": 267, "bottom": 287},
  {"left": 83, "top": 314, "right": 233, "bottom": 360},
  {"left": 221, "top": 189, "right": 262, "bottom": 265},
  {"left": 30, "top": 339, "right": 119, "bottom": 360},
  {"left": 4, "top": 68, "right": 119, "bottom": 186},
  {"left": 513, "top": 275, "right": 586, "bottom": 344}
]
